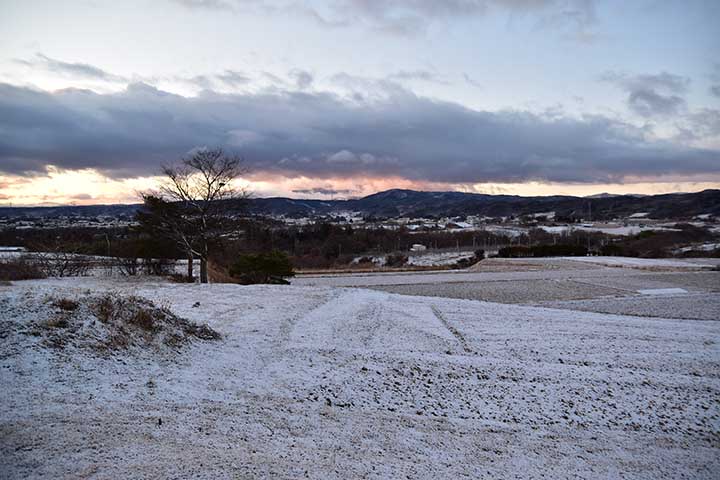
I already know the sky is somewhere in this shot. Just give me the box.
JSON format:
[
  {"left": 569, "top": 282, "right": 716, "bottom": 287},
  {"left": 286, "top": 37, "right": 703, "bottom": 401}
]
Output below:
[{"left": 0, "top": 0, "right": 719, "bottom": 206}]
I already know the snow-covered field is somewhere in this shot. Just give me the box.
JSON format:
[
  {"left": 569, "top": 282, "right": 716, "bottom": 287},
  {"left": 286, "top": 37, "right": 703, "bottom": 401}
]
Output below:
[
  {"left": 564, "top": 256, "right": 720, "bottom": 269},
  {"left": 1, "top": 277, "right": 719, "bottom": 479},
  {"left": 406, "top": 251, "right": 475, "bottom": 267}
]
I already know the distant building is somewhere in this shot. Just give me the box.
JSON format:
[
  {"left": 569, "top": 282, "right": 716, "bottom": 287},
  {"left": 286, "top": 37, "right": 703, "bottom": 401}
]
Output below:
[
  {"left": 410, "top": 244, "right": 427, "bottom": 252},
  {"left": 0, "top": 246, "right": 26, "bottom": 252}
]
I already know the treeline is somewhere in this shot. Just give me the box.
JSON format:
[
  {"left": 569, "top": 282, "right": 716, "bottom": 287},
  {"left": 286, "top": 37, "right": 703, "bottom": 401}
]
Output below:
[
  {"left": 498, "top": 244, "right": 588, "bottom": 258},
  {"left": 597, "top": 224, "right": 719, "bottom": 258},
  {"left": 235, "top": 221, "right": 513, "bottom": 269},
  {"left": 4, "top": 221, "right": 717, "bottom": 270}
]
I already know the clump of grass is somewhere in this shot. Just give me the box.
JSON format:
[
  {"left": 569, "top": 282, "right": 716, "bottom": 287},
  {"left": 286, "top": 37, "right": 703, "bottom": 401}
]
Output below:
[
  {"left": 52, "top": 298, "right": 79, "bottom": 311},
  {"left": 27, "top": 293, "right": 220, "bottom": 354},
  {"left": 45, "top": 317, "right": 69, "bottom": 328},
  {"left": 185, "top": 323, "right": 222, "bottom": 340},
  {"left": 89, "top": 294, "right": 221, "bottom": 350}
]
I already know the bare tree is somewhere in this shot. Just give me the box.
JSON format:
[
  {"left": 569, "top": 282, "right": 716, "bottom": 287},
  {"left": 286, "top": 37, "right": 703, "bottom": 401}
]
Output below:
[{"left": 139, "top": 148, "right": 247, "bottom": 283}]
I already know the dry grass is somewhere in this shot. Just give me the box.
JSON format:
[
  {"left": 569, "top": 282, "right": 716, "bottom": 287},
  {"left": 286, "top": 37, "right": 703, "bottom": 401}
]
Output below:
[
  {"left": 0, "top": 257, "right": 46, "bottom": 281},
  {"left": 52, "top": 298, "right": 80, "bottom": 311},
  {"left": 89, "top": 294, "right": 221, "bottom": 350},
  {"left": 28, "top": 293, "right": 221, "bottom": 354}
]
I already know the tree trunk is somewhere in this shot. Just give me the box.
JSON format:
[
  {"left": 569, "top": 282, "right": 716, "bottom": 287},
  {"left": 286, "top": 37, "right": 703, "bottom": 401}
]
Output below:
[
  {"left": 187, "top": 253, "right": 194, "bottom": 282},
  {"left": 200, "top": 257, "right": 208, "bottom": 283}
]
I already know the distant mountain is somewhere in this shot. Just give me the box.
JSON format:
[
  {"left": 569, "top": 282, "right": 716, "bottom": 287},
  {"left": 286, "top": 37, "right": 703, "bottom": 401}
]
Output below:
[
  {"left": 585, "top": 192, "right": 647, "bottom": 199},
  {"left": 248, "top": 188, "right": 720, "bottom": 220},
  {"left": 1, "top": 188, "right": 718, "bottom": 221}
]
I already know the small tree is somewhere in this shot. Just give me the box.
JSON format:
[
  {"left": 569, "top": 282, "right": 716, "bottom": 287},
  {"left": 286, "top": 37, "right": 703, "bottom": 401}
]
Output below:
[
  {"left": 139, "top": 148, "right": 247, "bottom": 283},
  {"left": 229, "top": 251, "right": 295, "bottom": 284}
]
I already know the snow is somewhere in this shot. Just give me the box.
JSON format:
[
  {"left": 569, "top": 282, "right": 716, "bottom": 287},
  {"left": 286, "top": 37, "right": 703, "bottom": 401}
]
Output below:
[
  {"left": 406, "top": 251, "right": 475, "bottom": 266},
  {"left": 2, "top": 277, "right": 719, "bottom": 478},
  {"left": 538, "top": 225, "right": 682, "bottom": 236},
  {"left": 539, "top": 225, "right": 569, "bottom": 234},
  {"left": 0, "top": 246, "right": 26, "bottom": 252},
  {"left": 676, "top": 242, "right": 720, "bottom": 253},
  {"left": 637, "top": 288, "right": 688, "bottom": 295},
  {"left": 481, "top": 226, "right": 524, "bottom": 237},
  {"left": 565, "top": 256, "right": 717, "bottom": 269}
]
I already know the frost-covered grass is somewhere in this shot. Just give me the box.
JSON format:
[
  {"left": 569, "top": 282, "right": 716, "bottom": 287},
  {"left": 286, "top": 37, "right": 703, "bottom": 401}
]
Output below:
[
  {"left": 565, "top": 256, "right": 719, "bottom": 269},
  {"left": 406, "top": 251, "right": 475, "bottom": 266},
  {"left": 1, "top": 277, "right": 719, "bottom": 479}
]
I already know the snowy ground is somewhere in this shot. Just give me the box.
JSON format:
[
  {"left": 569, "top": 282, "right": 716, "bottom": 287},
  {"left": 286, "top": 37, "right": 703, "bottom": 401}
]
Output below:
[
  {"left": 406, "top": 251, "right": 475, "bottom": 267},
  {"left": 561, "top": 256, "right": 720, "bottom": 269},
  {"left": 1, "top": 274, "right": 719, "bottom": 479}
]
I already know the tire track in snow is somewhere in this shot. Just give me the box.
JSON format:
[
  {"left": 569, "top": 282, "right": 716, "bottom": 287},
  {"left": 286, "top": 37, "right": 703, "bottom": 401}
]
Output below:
[
  {"left": 430, "top": 305, "right": 472, "bottom": 354},
  {"left": 278, "top": 289, "right": 339, "bottom": 346}
]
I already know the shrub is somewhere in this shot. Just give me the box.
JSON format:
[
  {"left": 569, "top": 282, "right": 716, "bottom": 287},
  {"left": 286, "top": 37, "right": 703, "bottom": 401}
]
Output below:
[
  {"left": 454, "top": 249, "right": 486, "bottom": 269},
  {"left": 167, "top": 273, "right": 196, "bottom": 283},
  {"left": 599, "top": 244, "right": 625, "bottom": 256},
  {"left": 0, "top": 256, "right": 46, "bottom": 281},
  {"left": 385, "top": 254, "right": 408, "bottom": 267},
  {"left": 229, "top": 250, "right": 295, "bottom": 284},
  {"left": 52, "top": 298, "right": 80, "bottom": 311}
]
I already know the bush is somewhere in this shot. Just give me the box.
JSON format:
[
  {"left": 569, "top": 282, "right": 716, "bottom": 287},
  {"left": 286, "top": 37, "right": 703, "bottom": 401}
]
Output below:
[
  {"left": 599, "top": 244, "right": 625, "bottom": 256},
  {"left": 229, "top": 250, "right": 295, "bottom": 284},
  {"left": 454, "top": 249, "right": 485, "bottom": 269},
  {"left": 0, "top": 256, "right": 46, "bottom": 281},
  {"left": 385, "top": 254, "right": 408, "bottom": 267},
  {"left": 52, "top": 298, "right": 80, "bottom": 311}
]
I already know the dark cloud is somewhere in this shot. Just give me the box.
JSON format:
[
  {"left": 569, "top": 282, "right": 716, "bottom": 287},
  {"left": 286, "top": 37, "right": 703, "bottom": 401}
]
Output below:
[
  {"left": 627, "top": 89, "right": 686, "bottom": 118},
  {"left": 171, "top": 0, "right": 235, "bottom": 11},
  {"left": 711, "top": 85, "right": 720, "bottom": 98},
  {"left": 179, "top": 69, "right": 252, "bottom": 90},
  {"left": 389, "top": 70, "right": 446, "bottom": 84},
  {"left": 16, "top": 53, "right": 127, "bottom": 82},
  {"left": 70, "top": 193, "right": 93, "bottom": 200},
  {"left": 0, "top": 81, "right": 718, "bottom": 184},
  {"left": 329, "top": 0, "right": 595, "bottom": 36},
  {"left": 463, "top": 73, "right": 482, "bottom": 88},
  {"left": 533, "top": 0, "right": 597, "bottom": 42},
  {"left": 602, "top": 71, "right": 690, "bottom": 118},
  {"left": 676, "top": 108, "right": 720, "bottom": 142},
  {"left": 171, "top": 0, "right": 597, "bottom": 38},
  {"left": 289, "top": 69, "right": 314, "bottom": 89},
  {"left": 217, "top": 70, "right": 252, "bottom": 87}
]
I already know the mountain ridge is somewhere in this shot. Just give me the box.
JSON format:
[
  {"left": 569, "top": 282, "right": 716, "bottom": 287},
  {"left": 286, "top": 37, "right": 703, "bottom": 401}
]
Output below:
[{"left": 0, "top": 189, "right": 718, "bottom": 221}]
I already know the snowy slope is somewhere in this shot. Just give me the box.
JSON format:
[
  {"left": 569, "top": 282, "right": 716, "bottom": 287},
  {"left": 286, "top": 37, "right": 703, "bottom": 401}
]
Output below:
[
  {"left": 565, "top": 256, "right": 719, "bottom": 269},
  {"left": 1, "top": 278, "right": 719, "bottom": 479}
]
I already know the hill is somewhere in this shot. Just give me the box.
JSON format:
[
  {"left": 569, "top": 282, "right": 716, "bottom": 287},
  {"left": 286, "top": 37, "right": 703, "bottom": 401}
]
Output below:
[{"left": 0, "top": 188, "right": 718, "bottom": 221}]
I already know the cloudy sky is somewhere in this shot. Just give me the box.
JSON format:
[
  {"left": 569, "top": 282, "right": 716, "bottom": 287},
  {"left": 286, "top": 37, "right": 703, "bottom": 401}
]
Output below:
[{"left": 1, "top": 0, "right": 719, "bottom": 205}]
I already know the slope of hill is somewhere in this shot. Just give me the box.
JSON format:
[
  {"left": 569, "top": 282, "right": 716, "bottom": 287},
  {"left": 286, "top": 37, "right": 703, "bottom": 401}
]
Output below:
[{"left": 0, "top": 189, "right": 718, "bottom": 220}]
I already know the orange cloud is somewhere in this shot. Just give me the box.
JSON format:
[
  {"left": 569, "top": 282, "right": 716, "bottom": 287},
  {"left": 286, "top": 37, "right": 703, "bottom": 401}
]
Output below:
[{"left": 1, "top": 167, "right": 719, "bottom": 207}]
